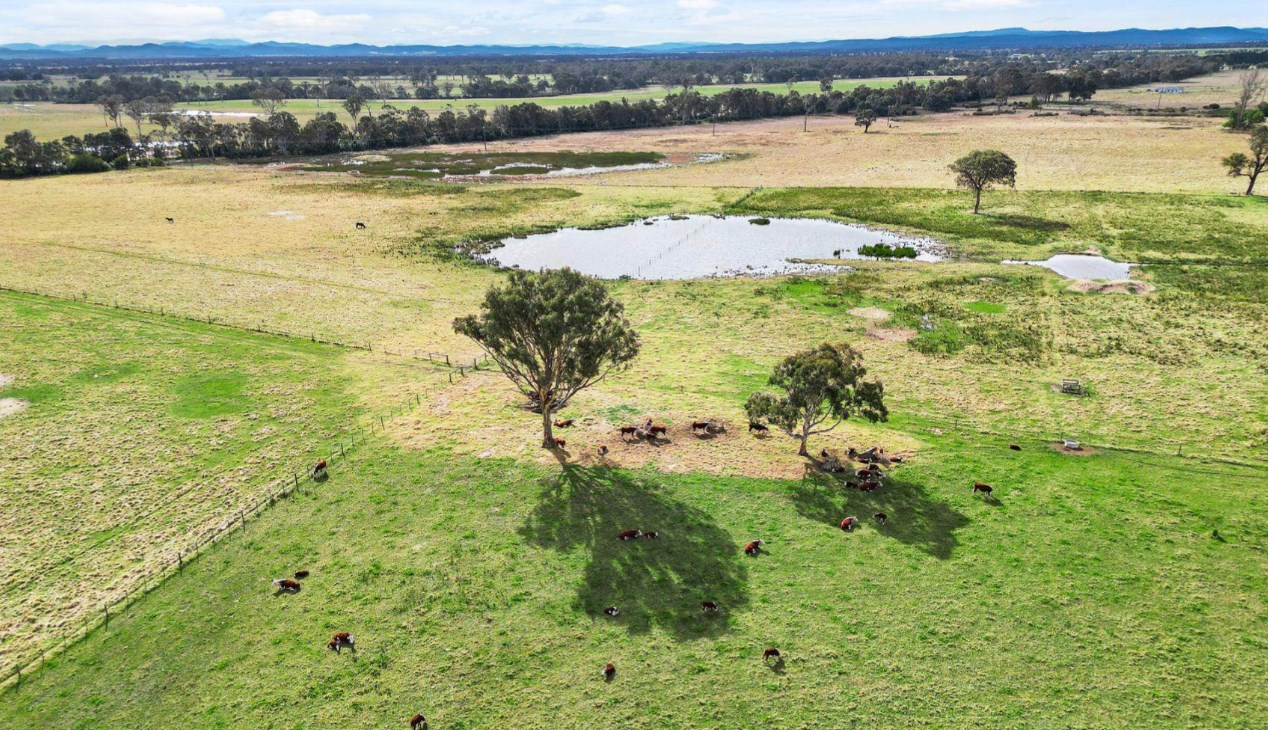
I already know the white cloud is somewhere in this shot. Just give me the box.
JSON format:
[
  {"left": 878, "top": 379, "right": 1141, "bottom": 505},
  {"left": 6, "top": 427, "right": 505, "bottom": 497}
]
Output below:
[
  {"left": 601, "top": 4, "right": 632, "bottom": 14},
  {"left": 677, "top": 0, "right": 719, "bottom": 8},
  {"left": 259, "top": 9, "right": 372, "bottom": 31}
]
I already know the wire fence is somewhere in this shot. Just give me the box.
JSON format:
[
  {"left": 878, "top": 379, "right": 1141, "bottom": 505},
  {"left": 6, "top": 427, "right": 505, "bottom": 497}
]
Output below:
[
  {"left": 0, "top": 384, "right": 443, "bottom": 693},
  {"left": 0, "top": 284, "right": 491, "bottom": 371}
]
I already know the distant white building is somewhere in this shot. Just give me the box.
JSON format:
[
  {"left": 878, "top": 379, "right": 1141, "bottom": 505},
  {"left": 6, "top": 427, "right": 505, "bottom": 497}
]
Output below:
[{"left": 1150, "top": 86, "right": 1185, "bottom": 94}]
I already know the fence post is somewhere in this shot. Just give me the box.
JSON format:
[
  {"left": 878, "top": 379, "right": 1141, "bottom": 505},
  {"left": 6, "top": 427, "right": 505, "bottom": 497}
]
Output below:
[
  {"left": 240, "top": 510, "right": 246, "bottom": 530},
  {"left": 104, "top": 602, "right": 109, "bottom": 628},
  {"left": 444, "top": 354, "right": 450, "bottom": 366},
  {"left": 379, "top": 415, "right": 385, "bottom": 429},
  {"left": 339, "top": 442, "right": 345, "bottom": 458}
]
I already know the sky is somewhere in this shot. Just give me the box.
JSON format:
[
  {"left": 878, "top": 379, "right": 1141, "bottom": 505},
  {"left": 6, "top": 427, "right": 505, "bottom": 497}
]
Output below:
[{"left": 0, "top": 0, "right": 1264, "bottom": 47}]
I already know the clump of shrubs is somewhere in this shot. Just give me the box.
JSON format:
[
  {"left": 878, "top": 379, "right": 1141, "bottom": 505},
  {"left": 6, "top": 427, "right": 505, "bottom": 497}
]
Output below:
[{"left": 858, "top": 243, "right": 918, "bottom": 259}]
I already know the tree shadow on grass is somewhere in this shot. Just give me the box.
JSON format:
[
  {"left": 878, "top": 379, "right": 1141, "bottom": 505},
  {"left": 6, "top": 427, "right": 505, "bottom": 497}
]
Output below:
[
  {"left": 788, "top": 471, "right": 970, "bottom": 560},
  {"left": 985, "top": 214, "right": 1071, "bottom": 234},
  {"left": 519, "top": 465, "right": 748, "bottom": 640}
]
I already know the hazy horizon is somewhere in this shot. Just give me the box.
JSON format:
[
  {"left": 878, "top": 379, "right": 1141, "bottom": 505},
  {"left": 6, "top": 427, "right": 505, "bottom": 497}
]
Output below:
[{"left": 1, "top": 1, "right": 1264, "bottom": 48}]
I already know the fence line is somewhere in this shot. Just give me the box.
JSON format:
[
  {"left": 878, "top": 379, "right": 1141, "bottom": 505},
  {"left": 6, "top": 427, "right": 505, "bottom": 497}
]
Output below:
[
  {"left": 0, "top": 381, "right": 433, "bottom": 693},
  {"left": 0, "top": 284, "right": 490, "bottom": 371}
]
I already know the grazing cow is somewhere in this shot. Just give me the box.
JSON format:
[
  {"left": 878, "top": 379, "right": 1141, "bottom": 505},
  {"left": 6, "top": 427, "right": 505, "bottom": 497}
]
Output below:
[
  {"left": 328, "top": 632, "right": 354, "bottom": 653},
  {"left": 602, "top": 662, "right": 616, "bottom": 680},
  {"left": 617, "top": 529, "right": 643, "bottom": 541},
  {"left": 1009, "top": 444, "right": 1021, "bottom": 451},
  {"left": 859, "top": 481, "right": 879, "bottom": 493},
  {"left": 890, "top": 455, "right": 905, "bottom": 463},
  {"left": 312, "top": 459, "right": 327, "bottom": 478},
  {"left": 855, "top": 469, "right": 874, "bottom": 479},
  {"left": 604, "top": 606, "right": 620, "bottom": 617},
  {"left": 410, "top": 713, "right": 428, "bottom": 730},
  {"left": 553, "top": 437, "right": 567, "bottom": 449},
  {"left": 701, "top": 600, "right": 720, "bottom": 613},
  {"left": 874, "top": 512, "right": 888, "bottom": 526},
  {"left": 840, "top": 516, "right": 859, "bottom": 532},
  {"left": 691, "top": 421, "right": 711, "bottom": 433},
  {"left": 763, "top": 648, "right": 781, "bottom": 663},
  {"left": 820, "top": 448, "right": 831, "bottom": 459},
  {"left": 355, "top": 221, "right": 367, "bottom": 230},
  {"left": 847, "top": 447, "right": 858, "bottom": 457},
  {"left": 294, "top": 570, "right": 310, "bottom": 579},
  {"left": 165, "top": 217, "right": 174, "bottom": 223},
  {"left": 973, "top": 482, "right": 993, "bottom": 496},
  {"left": 554, "top": 419, "right": 574, "bottom": 428},
  {"left": 597, "top": 445, "right": 609, "bottom": 457},
  {"left": 649, "top": 425, "right": 668, "bottom": 437},
  {"left": 619, "top": 426, "right": 638, "bottom": 439},
  {"left": 272, "top": 578, "right": 301, "bottom": 592},
  {"left": 643, "top": 531, "right": 660, "bottom": 539},
  {"left": 748, "top": 422, "right": 769, "bottom": 434},
  {"left": 743, "top": 539, "right": 764, "bottom": 556}
]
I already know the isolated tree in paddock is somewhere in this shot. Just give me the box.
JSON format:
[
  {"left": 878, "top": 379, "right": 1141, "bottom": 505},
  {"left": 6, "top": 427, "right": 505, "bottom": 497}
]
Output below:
[
  {"left": 1222, "top": 126, "right": 1268, "bottom": 196},
  {"left": 97, "top": 95, "right": 125, "bottom": 129},
  {"left": 454, "top": 268, "right": 640, "bottom": 449},
  {"left": 1230, "top": 69, "right": 1267, "bottom": 131},
  {"left": 745, "top": 343, "right": 887, "bottom": 457},
  {"left": 819, "top": 77, "right": 834, "bottom": 93},
  {"left": 855, "top": 109, "right": 877, "bottom": 133},
  {"left": 250, "top": 87, "right": 287, "bottom": 116},
  {"left": 949, "top": 149, "right": 1017, "bottom": 214}
]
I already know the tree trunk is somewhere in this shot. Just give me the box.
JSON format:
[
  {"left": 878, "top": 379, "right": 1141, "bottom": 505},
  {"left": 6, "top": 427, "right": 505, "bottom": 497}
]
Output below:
[
  {"left": 1248, "top": 170, "right": 1260, "bottom": 196},
  {"left": 541, "top": 404, "right": 555, "bottom": 449},
  {"left": 798, "top": 431, "right": 810, "bottom": 457},
  {"left": 973, "top": 187, "right": 982, "bottom": 214}
]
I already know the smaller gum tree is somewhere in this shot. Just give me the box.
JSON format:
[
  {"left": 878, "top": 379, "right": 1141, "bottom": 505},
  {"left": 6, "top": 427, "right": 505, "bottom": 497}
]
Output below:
[
  {"left": 949, "top": 149, "right": 1017, "bottom": 214},
  {"left": 1222, "top": 125, "right": 1268, "bottom": 196},
  {"left": 745, "top": 342, "right": 888, "bottom": 457},
  {"left": 454, "top": 268, "right": 640, "bottom": 449}
]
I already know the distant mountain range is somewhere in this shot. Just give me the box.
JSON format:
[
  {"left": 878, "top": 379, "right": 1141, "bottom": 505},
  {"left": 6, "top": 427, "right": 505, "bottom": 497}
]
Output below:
[{"left": 3, "top": 27, "right": 1268, "bottom": 60}]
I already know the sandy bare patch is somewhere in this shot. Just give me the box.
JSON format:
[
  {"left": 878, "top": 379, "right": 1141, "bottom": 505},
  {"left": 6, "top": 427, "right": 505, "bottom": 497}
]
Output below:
[
  {"left": 0, "top": 397, "right": 28, "bottom": 420},
  {"left": 848, "top": 307, "right": 891, "bottom": 322},
  {"left": 0, "top": 373, "right": 12, "bottom": 387},
  {"left": 1067, "top": 279, "right": 1154, "bottom": 295},
  {"left": 867, "top": 327, "right": 916, "bottom": 342},
  {"left": 267, "top": 210, "right": 307, "bottom": 221}
]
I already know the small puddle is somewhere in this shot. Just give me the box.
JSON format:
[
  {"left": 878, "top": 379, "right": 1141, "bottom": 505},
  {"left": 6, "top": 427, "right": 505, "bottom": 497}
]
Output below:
[
  {"left": 482, "top": 216, "right": 943, "bottom": 280},
  {"left": 1003, "top": 254, "right": 1134, "bottom": 280}
]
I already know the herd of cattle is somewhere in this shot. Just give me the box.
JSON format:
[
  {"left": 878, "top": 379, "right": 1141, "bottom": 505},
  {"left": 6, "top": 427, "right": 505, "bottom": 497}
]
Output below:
[{"left": 278, "top": 422, "right": 1006, "bottom": 727}]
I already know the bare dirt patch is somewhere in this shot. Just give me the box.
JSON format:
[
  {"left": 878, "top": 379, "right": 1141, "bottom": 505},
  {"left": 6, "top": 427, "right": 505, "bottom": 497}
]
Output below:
[
  {"left": 0, "top": 397, "right": 29, "bottom": 420},
  {"left": 867, "top": 327, "right": 917, "bottom": 342},
  {"left": 848, "top": 306, "right": 891, "bottom": 321},
  {"left": 1067, "top": 279, "right": 1155, "bottom": 295},
  {"left": 0, "top": 373, "right": 13, "bottom": 387},
  {"left": 1049, "top": 442, "right": 1099, "bottom": 456}
]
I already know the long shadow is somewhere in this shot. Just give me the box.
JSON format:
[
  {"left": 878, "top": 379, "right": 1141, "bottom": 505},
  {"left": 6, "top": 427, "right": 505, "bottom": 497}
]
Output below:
[
  {"left": 519, "top": 465, "right": 748, "bottom": 640},
  {"left": 986, "top": 214, "right": 1071, "bottom": 233},
  {"left": 788, "top": 471, "right": 969, "bottom": 560}
]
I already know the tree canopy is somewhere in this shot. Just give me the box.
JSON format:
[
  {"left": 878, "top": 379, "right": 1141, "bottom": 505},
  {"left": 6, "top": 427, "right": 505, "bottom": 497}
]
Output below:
[
  {"left": 454, "top": 268, "right": 640, "bottom": 448},
  {"left": 1222, "top": 126, "right": 1268, "bottom": 197},
  {"left": 744, "top": 342, "right": 887, "bottom": 457},
  {"left": 949, "top": 149, "right": 1017, "bottom": 214}
]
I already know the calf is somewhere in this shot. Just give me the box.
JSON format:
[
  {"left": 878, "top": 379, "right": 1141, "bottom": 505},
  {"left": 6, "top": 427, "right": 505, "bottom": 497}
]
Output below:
[
  {"left": 1009, "top": 444, "right": 1021, "bottom": 451},
  {"left": 597, "top": 445, "right": 609, "bottom": 457},
  {"left": 619, "top": 426, "right": 638, "bottom": 439},
  {"left": 691, "top": 421, "right": 711, "bottom": 433},
  {"left": 973, "top": 482, "right": 993, "bottom": 496},
  {"left": 763, "top": 648, "right": 781, "bottom": 663},
  {"left": 553, "top": 437, "right": 567, "bottom": 449},
  {"left": 272, "top": 578, "right": 301, "bottom": 592},
  {"left": 602, "top": 662, "right": 616, "bottom": 680},
  {"left": 312, "top": 459, "right": 327, "bottom": 478},
  {"left": 874, "top": 512, "right": 888, "bottom": 526},
  {"left": 164, "top": 216, "right": 174, "bottom": 223},
  {"left": 355, "top": 221, "right": 367, "bottom": 230},
  {"left": 649, "top": 425, "right": 668, "bottom": 437},
  {"left": 617, "top": 529, "right": 643, "bottom": 541},
  {"left": 554, "top": 419, "right": 574, "bottom": 428},
  {"left": 410, "top": 713, "right": 428, "bottom": 730},
  {"left": 643, "top": 531, "right": 660, "bottom": 539},
  {"left": 604, "top": 606, "right": 620, "bottom": 617},
  {"left": 701, "top": 600, "right": 720, "bottom": 613},
  {"left": 820, "top": 448, "right": 831, "bottom": 459},
  {"left": 327, "top": 632, "right": 354, "bottom": 653},
  {"left": 294, "top": 570, "right": 310, "bottom": 579},
  {"left": 743, "top": 539, "right": 765, "bottom": 556},
  {"left": 859, "top": 482, "right": 879, "bottom": 493},
  {"left": 748, "top": 422, "right": 769, "bottom": 434},
  {"left": 839, "top": 516, "right": 859, "bottom": 532}
]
